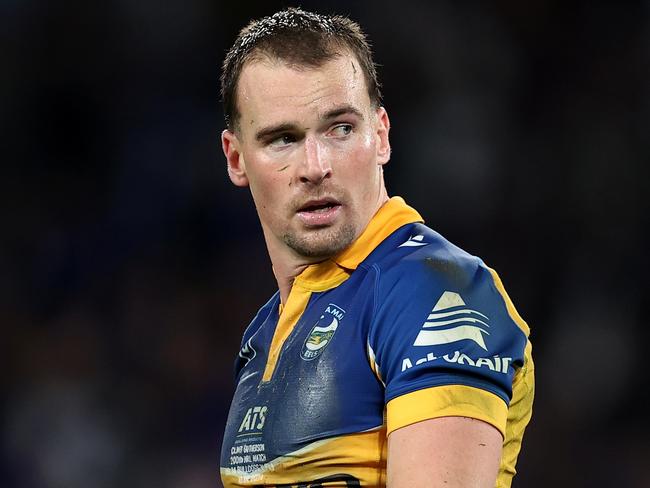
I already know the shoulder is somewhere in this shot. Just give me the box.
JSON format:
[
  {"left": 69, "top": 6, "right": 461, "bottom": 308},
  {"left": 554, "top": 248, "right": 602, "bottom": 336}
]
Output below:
[
  {"left": 371, "top": 222, "right": 484, "bottom": 300},
  {"left": 367, "top": 222, "right": 529, "bottom": 371}
]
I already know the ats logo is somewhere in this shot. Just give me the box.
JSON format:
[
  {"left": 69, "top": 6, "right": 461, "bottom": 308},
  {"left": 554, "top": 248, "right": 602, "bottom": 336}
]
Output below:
[
  {"left": 238, "top": 406, "right": 267, "bottom": 433},
  {"left": 300, "top": 303, "right": 345, "bottom": 361}
]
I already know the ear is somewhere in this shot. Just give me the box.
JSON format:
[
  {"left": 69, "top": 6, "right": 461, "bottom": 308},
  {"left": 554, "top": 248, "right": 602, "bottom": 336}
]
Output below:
[
  {"left": 375, "top": 106, "right": 391, "bottom": 166},
  {"left": 222, "top": 129, "right": 249, "bottom": 187}
]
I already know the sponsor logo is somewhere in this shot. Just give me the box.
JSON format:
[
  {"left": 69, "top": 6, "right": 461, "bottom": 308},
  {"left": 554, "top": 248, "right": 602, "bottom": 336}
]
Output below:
[
  {"left": 398, "top": 234, "right": 428, "bottom": 247},
  {"left": 300, "top": 304, "right": 345, "bottom": 361},
  {"left": 401, "top": 350, "right": 512, "bottom": 374},
  {"left": 413, "top": 291, "right": 490, "bottom": 350},
  {"left": 238, "top": 405, "right": 268, "bottom": 434}
]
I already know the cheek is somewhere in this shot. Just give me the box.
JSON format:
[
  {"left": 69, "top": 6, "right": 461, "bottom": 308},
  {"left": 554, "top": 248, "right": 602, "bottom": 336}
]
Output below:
[
  {"left": 353, "top": 130, "right": 375, "bottom": 155},
  {"left": 340, "top": 137, "right": 382, "bottom": 203},
  {"left": 246, "top": 152, "right": 295, "bottom": 198},
  {"left": 342, "top": 137, "right": 377, "bottom": 179},
  {"left": 248, "top": 172, "right": 290, "bottom": 216}
]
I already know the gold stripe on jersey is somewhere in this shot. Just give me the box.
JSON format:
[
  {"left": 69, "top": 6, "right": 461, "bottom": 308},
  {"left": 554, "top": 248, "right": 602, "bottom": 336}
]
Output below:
[
  {"left": 487, "top": 267, "right": 530, "bottom": 337},
  {"left": 487, "top": 267, "right": 534, "bottom": 488},
  {"left": 220, "top": 428, "right": 388, "bottom": 487},
  {"left": 366, "top": 343, "right": 385, "bottom": 386},
  {"left": 498, "top": 341, "right": 534, "bottom": 488},
  {"left": 262, "top": 284, "right": 313, "bottom": 383},
  {"left": 334, "top": 197, "right": 423, "bottom": 271},
  {"left": 386, "top": 385, "right": 508, "bottom": 438}
]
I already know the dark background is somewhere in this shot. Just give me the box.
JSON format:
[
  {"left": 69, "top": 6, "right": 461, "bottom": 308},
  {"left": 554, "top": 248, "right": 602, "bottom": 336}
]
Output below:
[{"left": 2, "top": 1, "right": 648, "bottom": 486}]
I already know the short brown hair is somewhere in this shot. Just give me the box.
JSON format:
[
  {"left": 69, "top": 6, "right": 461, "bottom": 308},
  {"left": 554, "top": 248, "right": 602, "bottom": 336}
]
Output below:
[{"left": 220, "top": 8, "right": 382, "bottom": 131}]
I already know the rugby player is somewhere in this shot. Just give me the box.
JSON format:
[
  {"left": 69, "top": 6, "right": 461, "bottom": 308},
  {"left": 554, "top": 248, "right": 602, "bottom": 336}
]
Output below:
[{"left": 219, "top": 8, "right": 534, "bottom": 487}]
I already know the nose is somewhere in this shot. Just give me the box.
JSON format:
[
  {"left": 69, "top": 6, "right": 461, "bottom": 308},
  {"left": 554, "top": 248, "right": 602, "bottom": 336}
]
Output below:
[{"left": 298, "top": 135, "right": 331, "bottom": 185}]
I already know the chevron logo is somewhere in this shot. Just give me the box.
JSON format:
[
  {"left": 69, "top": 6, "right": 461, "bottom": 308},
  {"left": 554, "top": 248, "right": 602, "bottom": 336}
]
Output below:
[
  {"left": 398, "top": 235, "right": 427, "bottom": 247},
  {"left": 413, "top": 291, "right": 490, "bottom": 350}
]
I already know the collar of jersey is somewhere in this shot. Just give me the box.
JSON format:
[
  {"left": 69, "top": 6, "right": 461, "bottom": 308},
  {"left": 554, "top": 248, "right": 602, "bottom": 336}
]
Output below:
[{"left": 293, "top": 196, "right": 424, "bottom": 292}]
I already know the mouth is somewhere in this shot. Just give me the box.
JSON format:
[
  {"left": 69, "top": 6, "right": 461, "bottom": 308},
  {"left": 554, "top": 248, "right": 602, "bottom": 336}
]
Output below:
[
  {"left": 295, "top": 198, "right": 342, "bottom": 226},
  {"left": 297, "top": 199, "right": 341, "bottom": 213}
]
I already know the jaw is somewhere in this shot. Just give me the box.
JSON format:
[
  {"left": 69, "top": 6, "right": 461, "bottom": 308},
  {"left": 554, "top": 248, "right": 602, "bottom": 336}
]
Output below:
[{"left": 259, "top": 209, "right": 355, "bottom": 267}]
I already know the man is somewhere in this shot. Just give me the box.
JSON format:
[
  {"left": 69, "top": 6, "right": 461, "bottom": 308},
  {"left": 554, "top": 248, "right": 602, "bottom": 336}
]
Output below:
[{"left": 219, "top": 8, "right": 533, "bottom": 488}]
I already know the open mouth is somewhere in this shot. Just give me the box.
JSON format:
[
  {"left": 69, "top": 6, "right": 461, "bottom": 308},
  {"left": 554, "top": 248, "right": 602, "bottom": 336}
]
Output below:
[
  {"left": 298, "top": 199, "right": 341, "bottom": 213},
  {"left": 299, "top": 201, "right": 340, "bottom": 213},
  {"left": 296, "top": 199, "right": 342, "bottom": 225}
]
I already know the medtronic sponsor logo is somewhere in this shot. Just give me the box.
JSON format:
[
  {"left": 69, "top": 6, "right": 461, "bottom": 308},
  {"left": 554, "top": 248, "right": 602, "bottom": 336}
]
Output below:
[
  {"left": 413, "top": 291, "right": 490, "bottom": 350},
  {"left": 300, "top": 303, "right": 345, "bottom": 361}
]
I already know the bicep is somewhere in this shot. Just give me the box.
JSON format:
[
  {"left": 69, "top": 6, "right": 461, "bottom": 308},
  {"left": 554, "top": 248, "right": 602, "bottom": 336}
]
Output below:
[{"left": 387, "top": 416, "right": 502, "bottom": 488}]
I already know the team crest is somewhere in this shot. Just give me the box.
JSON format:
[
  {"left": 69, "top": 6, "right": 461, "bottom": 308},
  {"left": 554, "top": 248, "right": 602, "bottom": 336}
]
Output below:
[{"left": 300, "top": 303, "right": 345, "bottom": 361}]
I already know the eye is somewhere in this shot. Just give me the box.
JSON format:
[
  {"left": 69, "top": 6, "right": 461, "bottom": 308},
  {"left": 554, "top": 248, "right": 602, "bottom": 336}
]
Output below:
[
  {"left": 268, "top": 134, "right": 296, "bottom": 148},
  {"left": 330, "top": 124, "right": 353, "bottom": 137}
]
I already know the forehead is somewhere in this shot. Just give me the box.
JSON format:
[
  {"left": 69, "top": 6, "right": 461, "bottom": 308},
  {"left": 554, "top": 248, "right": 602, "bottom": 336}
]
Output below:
[{"left": 236, "top": 53, "right": 371, "bottom": 134}]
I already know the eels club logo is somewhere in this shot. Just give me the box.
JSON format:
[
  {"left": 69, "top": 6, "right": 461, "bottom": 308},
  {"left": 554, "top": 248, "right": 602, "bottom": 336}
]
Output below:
[{"left": 301, "top": 303, "right": 345, "bottom": 361}]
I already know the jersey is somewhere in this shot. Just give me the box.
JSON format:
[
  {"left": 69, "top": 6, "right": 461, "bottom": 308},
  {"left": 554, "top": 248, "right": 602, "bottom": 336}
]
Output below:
[{"left": 220, "top": 197, "right": 534, "bottom": 488}]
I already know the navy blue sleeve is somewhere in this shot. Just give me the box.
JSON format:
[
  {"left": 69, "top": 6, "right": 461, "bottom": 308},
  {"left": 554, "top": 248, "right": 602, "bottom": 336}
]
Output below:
[{"left": 368, "top": 245, "right": 527, "bottom": 406}]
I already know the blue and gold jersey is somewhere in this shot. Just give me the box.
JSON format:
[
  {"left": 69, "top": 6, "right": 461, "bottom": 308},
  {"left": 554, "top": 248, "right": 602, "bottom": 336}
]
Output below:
[{"left": 220, "top": 197, "right": 534, "bottom": 488}]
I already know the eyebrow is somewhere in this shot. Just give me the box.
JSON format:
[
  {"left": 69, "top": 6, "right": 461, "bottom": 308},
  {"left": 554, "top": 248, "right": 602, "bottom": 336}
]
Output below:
[
  {"left": 254, "top": 104, "right": 364, "bottom": 142},
  {"left": 322, "top": 104, "right": 364, "bottom": 121},
  {"left": 255, "top": 123, "right": 296, "bottom": 142}
]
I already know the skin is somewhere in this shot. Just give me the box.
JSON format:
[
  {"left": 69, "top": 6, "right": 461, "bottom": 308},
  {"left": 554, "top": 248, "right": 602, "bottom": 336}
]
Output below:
[
  {"left": 222, "top": 52, "right": 390, "bottom": 303},
  {"left": 388, "top": 417, "right": 502, "bottom": 487},
  {"left": 221, "top": 51, "right": 502, "bottom": 487}
]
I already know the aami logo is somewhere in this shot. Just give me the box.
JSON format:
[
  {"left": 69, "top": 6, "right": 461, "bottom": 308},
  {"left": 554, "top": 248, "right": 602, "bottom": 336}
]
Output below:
[
  {"left": 300, "top": 304, "right": 345, "bottom": 361},
  {"left": 238, "top": 406, "right": 267, "bottom": 434},
  {"left": 413, "top": 291, "right": 490, "bottom": 350}
]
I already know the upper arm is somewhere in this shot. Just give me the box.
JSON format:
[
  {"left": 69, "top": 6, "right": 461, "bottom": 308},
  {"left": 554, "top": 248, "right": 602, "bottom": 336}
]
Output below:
[{"left": 387, "top": 416, "right": 502, "bottom": 488}]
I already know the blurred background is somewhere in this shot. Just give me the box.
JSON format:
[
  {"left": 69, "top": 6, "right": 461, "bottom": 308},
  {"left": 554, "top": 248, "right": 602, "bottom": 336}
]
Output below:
[{"left": 2, "top": 0, "right": 648, "bottom": 486}]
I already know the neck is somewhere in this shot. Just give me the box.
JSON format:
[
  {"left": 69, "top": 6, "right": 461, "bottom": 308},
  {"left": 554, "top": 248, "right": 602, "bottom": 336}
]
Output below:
[
  {"left": 267, "top": 187, "right": 390, "bottom": 304},
  {"left": 271, "top": 259, "right": 314, "bottom": 305},
  {"left": 264, "top": 226, "right": 334, "bottom": 304}
]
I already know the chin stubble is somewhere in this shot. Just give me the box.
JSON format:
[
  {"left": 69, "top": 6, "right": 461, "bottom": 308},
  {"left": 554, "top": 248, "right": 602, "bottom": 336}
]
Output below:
[{"left": 283, "top": 222, "right": 357, "bottom": 259}]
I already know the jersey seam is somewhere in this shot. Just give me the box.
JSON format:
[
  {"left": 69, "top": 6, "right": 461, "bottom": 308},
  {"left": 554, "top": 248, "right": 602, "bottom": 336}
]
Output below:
[
  {"left": 360, "top": 263, "right": 383, "bottom": 385},
  {"left": 386, "top": 377, "right": 510, "bottom": 405},
  {"left": 367, "top": 263, "right": 382, "bottom": 377}
]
